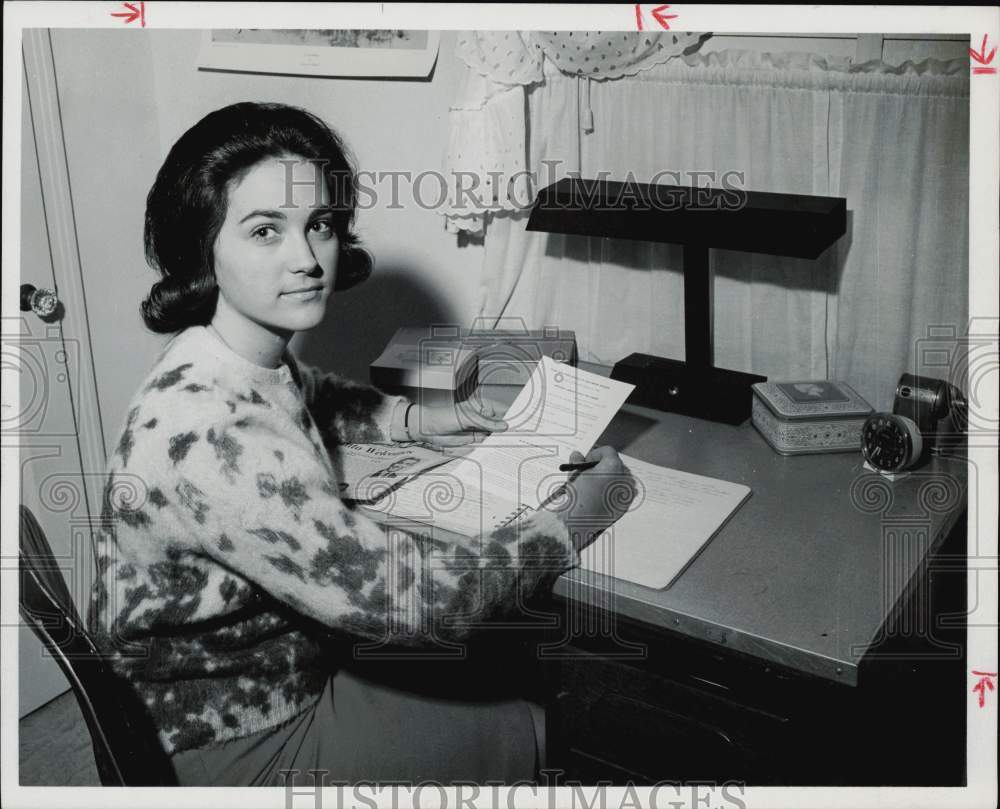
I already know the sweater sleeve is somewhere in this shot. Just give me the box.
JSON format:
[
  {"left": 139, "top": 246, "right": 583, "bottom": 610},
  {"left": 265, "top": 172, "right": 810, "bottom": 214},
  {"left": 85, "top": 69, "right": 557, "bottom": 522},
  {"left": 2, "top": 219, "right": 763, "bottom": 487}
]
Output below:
[
  {"left": 170, "top": 410, "right": 579, "bottom": 645},
  {"left": 294, "top": 360, "right": 407, "bottom": 446}
]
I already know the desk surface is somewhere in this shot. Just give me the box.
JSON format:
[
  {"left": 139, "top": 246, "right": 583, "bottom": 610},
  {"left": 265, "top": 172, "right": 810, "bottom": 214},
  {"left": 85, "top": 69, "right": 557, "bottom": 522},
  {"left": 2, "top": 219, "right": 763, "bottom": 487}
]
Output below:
[
  {"left": 478, "top": 362, "right": 968, "bottom": 686},
  {"left": 366, "top": 371, "right": 968, "bottom": 687},
  {"left": 553, "top": 393, "right": 967, "bottom": 686}
]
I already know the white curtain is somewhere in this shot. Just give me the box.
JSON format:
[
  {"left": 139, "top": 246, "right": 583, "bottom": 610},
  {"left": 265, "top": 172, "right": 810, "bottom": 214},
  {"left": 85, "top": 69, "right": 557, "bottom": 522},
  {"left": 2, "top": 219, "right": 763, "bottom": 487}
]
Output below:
[{"left": 464, "top": 50, "right": 969, "bottom": 411}]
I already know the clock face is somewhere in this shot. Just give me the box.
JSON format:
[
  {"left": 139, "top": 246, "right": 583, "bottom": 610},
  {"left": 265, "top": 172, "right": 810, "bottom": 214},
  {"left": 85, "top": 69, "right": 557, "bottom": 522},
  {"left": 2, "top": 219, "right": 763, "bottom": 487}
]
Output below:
[{"left": 862, "top": 414, "right": 911, "bottom": 472}]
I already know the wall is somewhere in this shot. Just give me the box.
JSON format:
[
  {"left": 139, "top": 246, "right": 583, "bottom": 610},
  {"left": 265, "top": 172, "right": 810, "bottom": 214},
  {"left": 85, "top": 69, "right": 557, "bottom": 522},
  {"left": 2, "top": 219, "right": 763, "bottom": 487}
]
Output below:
[{"left": 50, "top": 29, "right": 484, "bottom": 458}]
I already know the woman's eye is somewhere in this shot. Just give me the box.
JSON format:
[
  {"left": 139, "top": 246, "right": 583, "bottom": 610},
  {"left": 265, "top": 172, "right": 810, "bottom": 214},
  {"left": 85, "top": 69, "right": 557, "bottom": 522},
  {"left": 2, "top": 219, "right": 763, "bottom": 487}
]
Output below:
[
  {"left": 251, "top": 225, "right": 278, "bottom": 241},
  {"left": 309, "top": 219, "right": 334, "bottom": 237}
]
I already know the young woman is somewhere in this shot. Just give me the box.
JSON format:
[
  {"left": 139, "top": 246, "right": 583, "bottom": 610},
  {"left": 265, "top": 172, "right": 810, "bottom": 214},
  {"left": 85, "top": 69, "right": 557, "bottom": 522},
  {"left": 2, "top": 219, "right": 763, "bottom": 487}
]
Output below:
[{"left": 88, "top": 102, "right": 632, "bottom": 786}]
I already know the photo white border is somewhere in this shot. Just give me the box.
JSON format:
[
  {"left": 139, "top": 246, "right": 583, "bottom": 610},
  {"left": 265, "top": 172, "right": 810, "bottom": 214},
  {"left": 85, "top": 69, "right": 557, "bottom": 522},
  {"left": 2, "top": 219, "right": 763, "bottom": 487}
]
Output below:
[{"left": 2, "top": 3, "right": 997, "bottom": 809}]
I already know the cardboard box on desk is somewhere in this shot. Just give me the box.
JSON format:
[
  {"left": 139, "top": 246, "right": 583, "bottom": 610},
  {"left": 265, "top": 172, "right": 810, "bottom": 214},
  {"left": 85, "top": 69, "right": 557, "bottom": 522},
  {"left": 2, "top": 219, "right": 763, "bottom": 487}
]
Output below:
[
  {"left": 370, "top": 327, "right": 479, "bottom": 408},
  {"left": 467, "top": 328, "right": 578, "bottom": 410},
  {"left": 370, "top": 327, "right": 578, "bottom": 410}
]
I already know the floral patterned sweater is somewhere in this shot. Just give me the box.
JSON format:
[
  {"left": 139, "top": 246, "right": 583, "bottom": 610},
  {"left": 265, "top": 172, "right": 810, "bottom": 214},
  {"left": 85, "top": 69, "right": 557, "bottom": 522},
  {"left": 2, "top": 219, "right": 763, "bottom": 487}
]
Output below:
[{"left": 87, "top": 326, "right": 578, "bottom": 755}]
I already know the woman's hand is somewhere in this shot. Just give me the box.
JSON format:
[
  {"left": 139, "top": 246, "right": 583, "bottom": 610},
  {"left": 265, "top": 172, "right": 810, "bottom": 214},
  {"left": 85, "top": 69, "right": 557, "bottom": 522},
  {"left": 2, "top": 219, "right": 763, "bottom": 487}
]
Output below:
[
  {"left": 546, "top": 446, "right": 636, "bottom": 552},
  {"left": 406, "top": 401, "right": 508, "bottom": 448}
]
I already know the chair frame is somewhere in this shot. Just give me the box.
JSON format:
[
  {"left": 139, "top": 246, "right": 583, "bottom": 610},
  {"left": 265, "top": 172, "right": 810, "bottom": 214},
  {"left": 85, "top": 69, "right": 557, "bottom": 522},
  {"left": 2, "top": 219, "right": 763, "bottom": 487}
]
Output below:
[{"left": 19, "top": 505, "right": 178, "bottom": 786}]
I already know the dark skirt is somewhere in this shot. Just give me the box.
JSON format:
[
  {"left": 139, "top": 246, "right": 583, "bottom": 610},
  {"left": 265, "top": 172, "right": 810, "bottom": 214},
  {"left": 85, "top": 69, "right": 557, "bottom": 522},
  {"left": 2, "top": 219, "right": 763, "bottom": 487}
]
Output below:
[{"left": 170, "top": 666, "right": 542, "bottom": 786}]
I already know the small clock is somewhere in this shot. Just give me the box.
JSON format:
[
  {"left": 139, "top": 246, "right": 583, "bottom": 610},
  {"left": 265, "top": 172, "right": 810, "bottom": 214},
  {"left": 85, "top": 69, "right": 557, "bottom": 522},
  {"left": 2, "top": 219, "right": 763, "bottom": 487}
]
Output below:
[{"left": 861, "top": 413, "right": 924, "bottom": 473}]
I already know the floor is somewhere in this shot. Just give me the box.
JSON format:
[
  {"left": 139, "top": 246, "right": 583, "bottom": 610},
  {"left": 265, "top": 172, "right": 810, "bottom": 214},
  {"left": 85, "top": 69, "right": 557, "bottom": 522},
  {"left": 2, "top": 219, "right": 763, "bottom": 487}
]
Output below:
[{"left": 19, "top": 690, "right": 100, "bottom": 786}]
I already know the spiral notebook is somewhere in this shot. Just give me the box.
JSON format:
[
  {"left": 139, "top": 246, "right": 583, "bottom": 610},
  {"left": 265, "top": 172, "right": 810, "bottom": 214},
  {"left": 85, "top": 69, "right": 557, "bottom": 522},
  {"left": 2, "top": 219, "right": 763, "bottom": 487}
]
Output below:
[{"left": 575, "top": 453, "right": 752, "bottom": 590}]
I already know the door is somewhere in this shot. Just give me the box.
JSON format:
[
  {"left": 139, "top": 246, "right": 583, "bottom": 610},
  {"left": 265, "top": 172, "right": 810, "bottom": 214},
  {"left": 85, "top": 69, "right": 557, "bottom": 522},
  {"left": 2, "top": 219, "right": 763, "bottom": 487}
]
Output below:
[{"left": 5, "top": 31, "right": 107, "bottom": 717}]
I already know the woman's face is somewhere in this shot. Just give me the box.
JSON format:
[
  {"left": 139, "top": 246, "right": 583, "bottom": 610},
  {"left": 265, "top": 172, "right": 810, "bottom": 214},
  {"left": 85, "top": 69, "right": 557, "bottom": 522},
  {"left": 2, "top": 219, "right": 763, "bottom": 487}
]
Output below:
[{"left": 212, "top": 154, "right": 339, "bottom": 335}]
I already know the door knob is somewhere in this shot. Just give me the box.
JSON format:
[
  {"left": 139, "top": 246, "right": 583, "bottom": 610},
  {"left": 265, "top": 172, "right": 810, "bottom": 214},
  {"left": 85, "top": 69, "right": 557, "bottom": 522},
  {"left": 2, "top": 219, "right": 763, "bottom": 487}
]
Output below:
[{"left": 20, "top": 284, "right": 59, "bottom": 318}]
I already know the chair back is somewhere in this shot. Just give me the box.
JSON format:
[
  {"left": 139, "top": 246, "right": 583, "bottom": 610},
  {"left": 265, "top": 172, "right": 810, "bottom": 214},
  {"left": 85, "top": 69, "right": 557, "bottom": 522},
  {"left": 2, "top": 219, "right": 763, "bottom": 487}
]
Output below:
[{"left": 19, "top": 505, "right": 177, "bottom": 786}]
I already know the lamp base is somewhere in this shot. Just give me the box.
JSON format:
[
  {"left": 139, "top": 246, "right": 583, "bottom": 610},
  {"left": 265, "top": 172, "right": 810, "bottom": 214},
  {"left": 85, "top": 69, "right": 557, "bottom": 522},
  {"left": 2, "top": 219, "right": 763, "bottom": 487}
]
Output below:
[{"left": 611, "top": 353, "right": 767, "bottom": 425}]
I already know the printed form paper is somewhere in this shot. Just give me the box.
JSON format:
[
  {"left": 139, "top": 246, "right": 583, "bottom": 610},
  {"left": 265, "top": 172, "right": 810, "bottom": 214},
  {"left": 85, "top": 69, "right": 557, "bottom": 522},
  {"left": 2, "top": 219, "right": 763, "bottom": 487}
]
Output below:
[{"left": 371, "top": 358, "right": 635, "bottom": 536}]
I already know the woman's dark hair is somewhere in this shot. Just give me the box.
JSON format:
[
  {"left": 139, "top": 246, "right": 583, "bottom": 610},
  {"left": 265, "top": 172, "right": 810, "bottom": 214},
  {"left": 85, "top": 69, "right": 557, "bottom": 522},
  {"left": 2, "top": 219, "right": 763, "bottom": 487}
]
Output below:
[{"left": 141, "top": 102, "right": 372, "bottom": 333}]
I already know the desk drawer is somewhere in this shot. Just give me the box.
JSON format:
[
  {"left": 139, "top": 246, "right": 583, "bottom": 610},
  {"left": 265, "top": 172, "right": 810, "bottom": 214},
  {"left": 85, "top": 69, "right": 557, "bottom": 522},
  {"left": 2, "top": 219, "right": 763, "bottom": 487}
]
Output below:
[
  {"left": 558, "top": 690, "right": 750, "bottom": 782},
  {"left": 554, "top": 653, "right": 786, "bottom": 783}
]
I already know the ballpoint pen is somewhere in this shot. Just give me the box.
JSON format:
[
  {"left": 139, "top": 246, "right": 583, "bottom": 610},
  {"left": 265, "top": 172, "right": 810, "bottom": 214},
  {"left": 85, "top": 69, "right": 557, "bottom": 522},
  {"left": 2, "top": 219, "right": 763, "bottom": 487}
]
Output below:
[{"left": 558, "top": 460, "right": 600, "bottom": 472}]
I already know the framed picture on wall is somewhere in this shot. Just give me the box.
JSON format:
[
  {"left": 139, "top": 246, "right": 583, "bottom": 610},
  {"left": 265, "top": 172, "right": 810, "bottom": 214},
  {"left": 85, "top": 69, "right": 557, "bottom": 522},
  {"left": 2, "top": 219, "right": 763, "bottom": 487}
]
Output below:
[{"left": 197, "top": 29, "right": 440, "bottom": 78}]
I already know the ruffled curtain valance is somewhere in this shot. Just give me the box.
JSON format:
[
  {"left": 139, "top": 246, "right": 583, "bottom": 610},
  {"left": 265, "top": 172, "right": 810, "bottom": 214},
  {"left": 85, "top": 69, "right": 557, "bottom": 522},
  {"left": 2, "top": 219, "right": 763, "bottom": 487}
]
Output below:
[
  {"left": 441, "top": 41, "right": 967, "bottom": 235},
  {"left": 442, "top": 30, "right": 705, "bottom": 233},
  {"left": 626, "top": 48, "right": 969, "bottom": 94}
]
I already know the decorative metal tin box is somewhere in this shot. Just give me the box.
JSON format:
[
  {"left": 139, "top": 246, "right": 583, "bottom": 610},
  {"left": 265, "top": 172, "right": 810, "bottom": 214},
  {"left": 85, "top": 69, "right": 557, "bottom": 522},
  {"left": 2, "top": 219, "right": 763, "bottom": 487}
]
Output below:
[{"left": 751, "top": 380, "right": 873, "bottom": 455}]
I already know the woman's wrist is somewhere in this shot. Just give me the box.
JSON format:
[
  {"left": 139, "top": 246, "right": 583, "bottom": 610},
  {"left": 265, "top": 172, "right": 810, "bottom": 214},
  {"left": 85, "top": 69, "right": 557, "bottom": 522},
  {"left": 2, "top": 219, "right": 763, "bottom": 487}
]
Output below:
[
  {"left": 389, "top": 399, "right": 416, "bottom": 442},
  {"left": 402, "top": 402, "right": 418, "bottom": 441}
]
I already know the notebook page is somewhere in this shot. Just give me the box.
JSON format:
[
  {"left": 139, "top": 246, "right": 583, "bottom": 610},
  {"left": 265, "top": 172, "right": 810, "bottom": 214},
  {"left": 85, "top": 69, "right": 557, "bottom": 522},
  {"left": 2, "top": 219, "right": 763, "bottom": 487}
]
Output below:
[{"left": 578, "top": 453, "right": 752, "bottom": 589}]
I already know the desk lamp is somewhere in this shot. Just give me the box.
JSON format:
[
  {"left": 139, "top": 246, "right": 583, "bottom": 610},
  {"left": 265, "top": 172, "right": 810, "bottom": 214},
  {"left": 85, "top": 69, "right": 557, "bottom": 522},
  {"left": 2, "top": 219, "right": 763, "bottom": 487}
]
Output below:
[{"left": 526, "top": 177, "right": 847, "bottom": 424}]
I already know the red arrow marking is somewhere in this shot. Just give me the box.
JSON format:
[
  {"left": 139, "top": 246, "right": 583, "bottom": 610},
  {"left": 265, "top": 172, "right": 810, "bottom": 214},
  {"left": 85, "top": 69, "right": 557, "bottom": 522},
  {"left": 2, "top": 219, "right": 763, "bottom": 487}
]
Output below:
[
  {"left": 635, "top": 3, "right": 644, "bottom": 31},
  {"left": 969, "top": 35, "right": 996, "bottom": 64},
  {"left": 651, "top": 4, "right": 679, "bottom": 30},
  {"left": 971, "top": 670, "right": 998, "bottom": 708},
  {"left": 111, "top": 1, "right": 145, "bottom": 27},
  {"left": 969, "top": 34, "right": 996, "bottom": 75}
]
